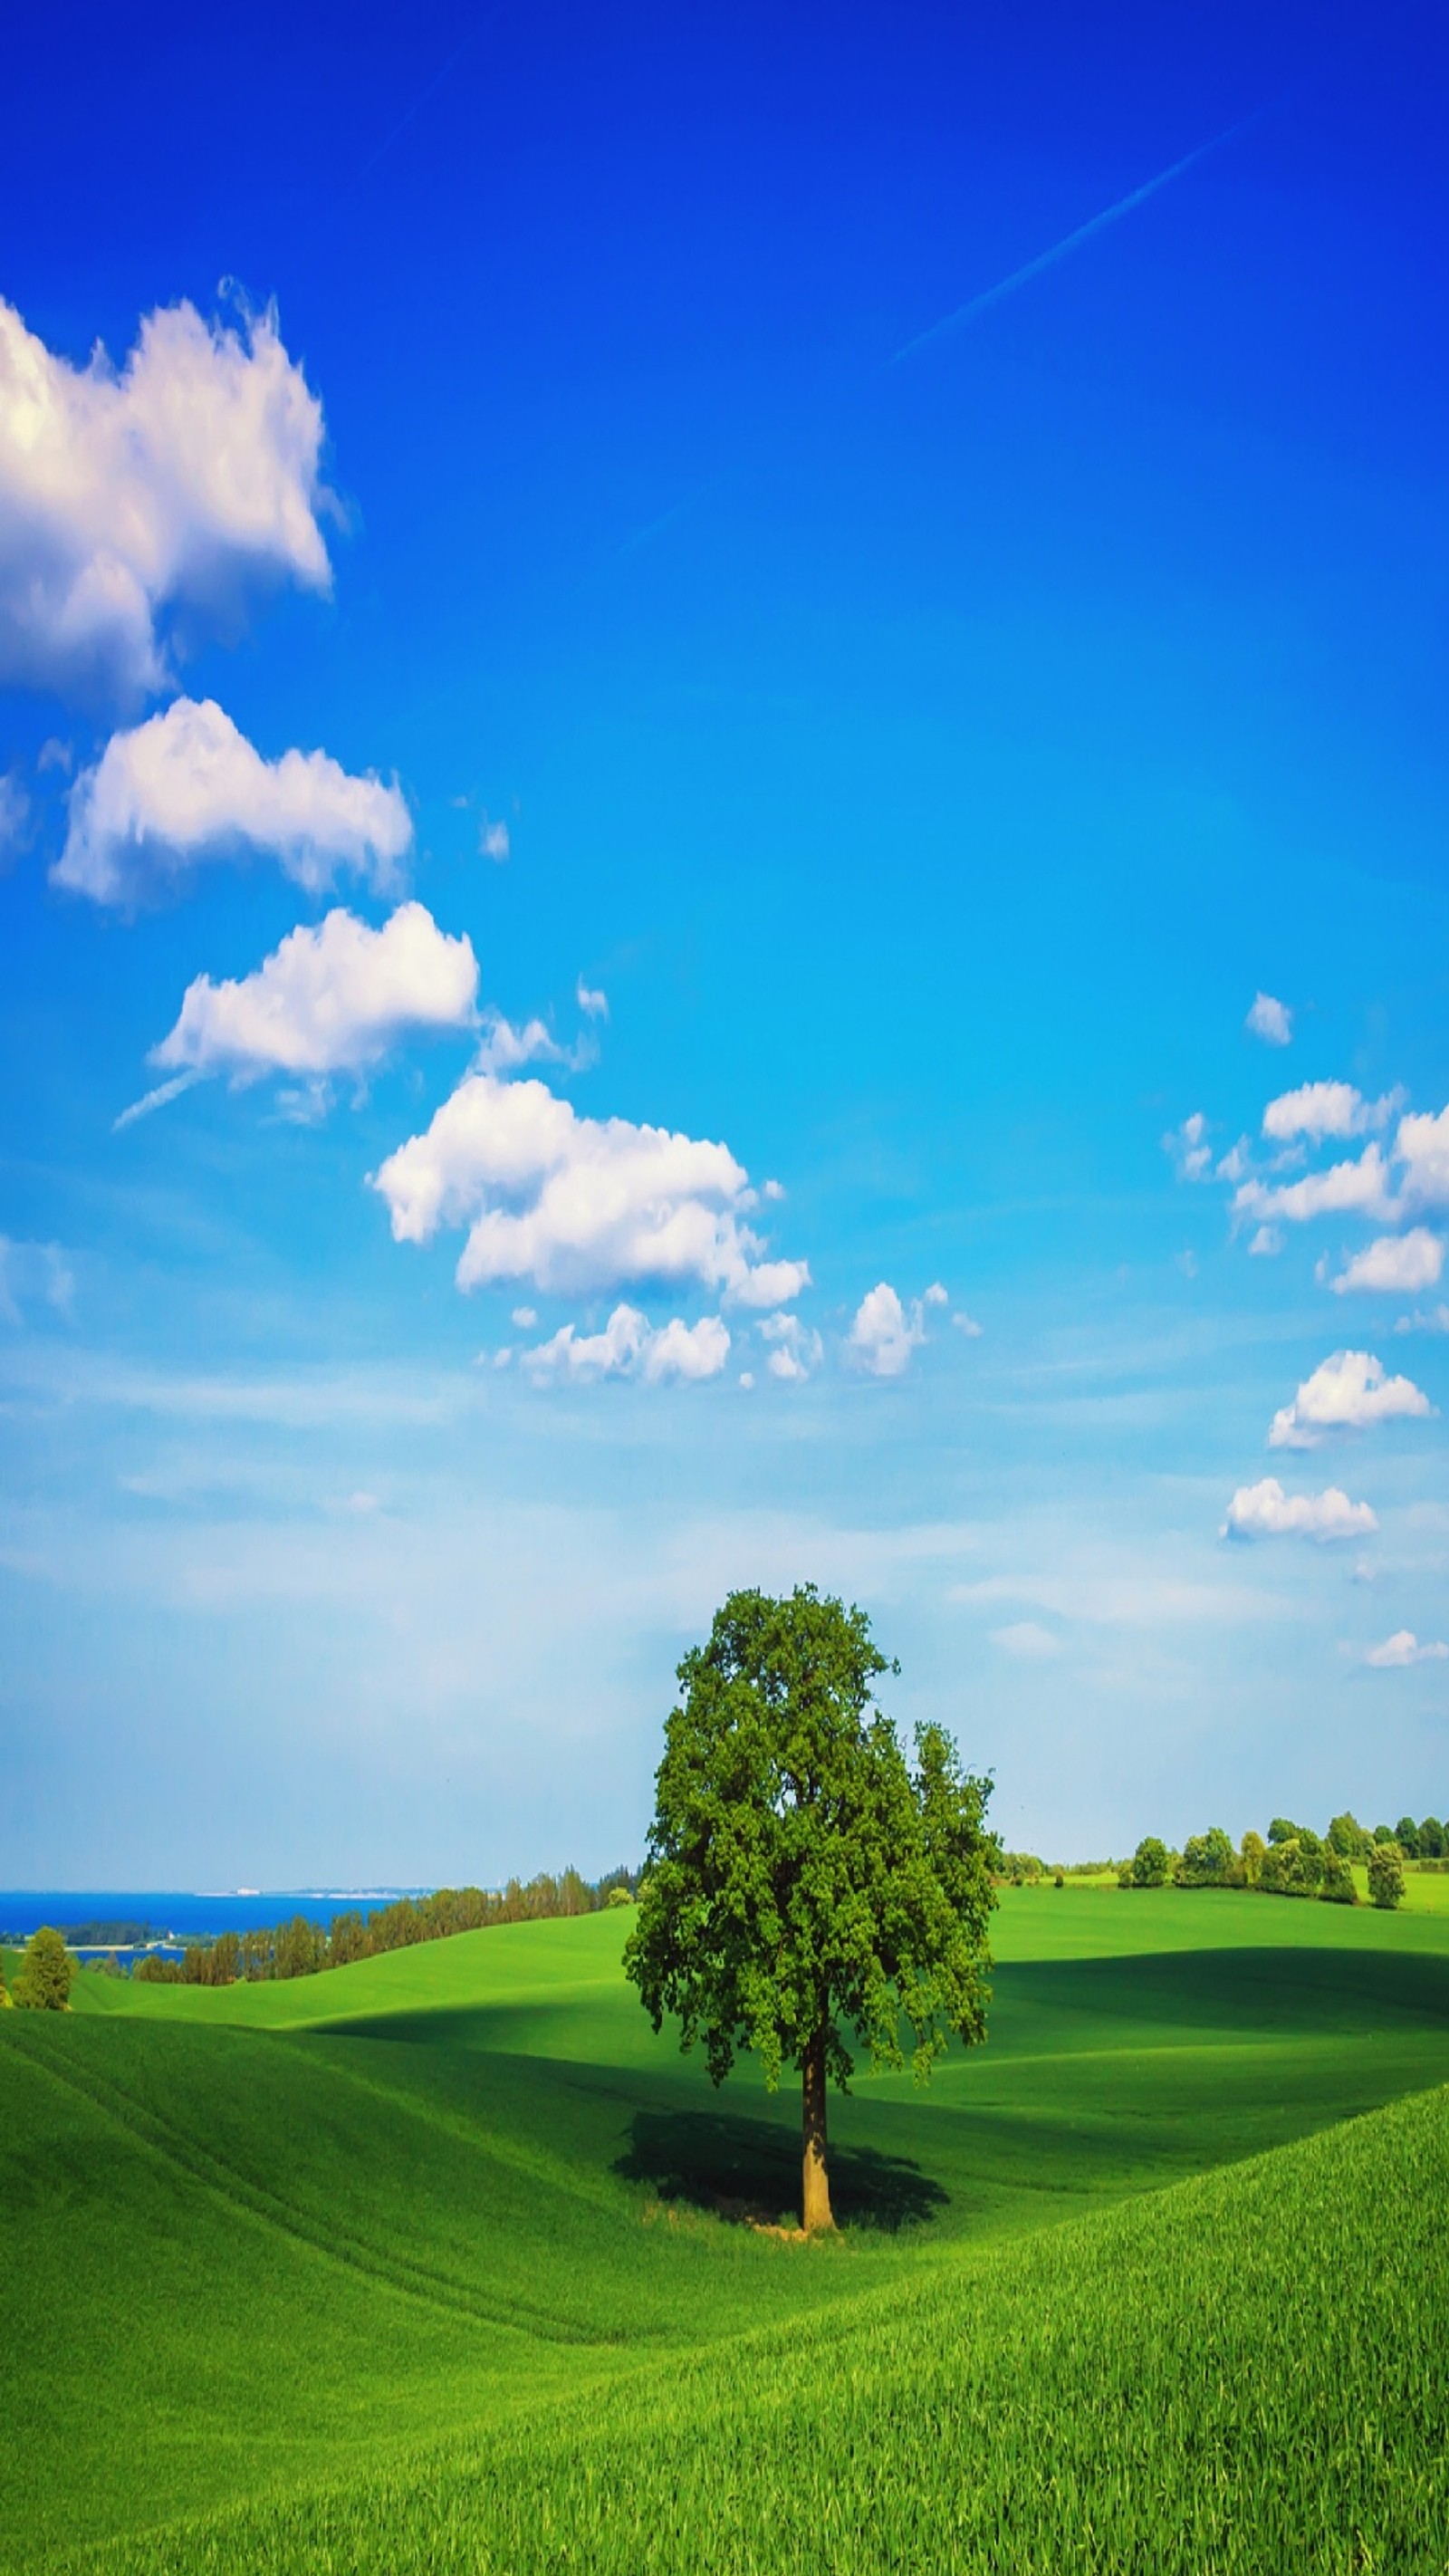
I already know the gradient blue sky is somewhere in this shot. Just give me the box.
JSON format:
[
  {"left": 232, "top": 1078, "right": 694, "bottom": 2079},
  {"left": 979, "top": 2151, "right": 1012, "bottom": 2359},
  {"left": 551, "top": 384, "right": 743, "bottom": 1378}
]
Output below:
[{"left": 2, "top": 0, "right": 1446, "bottom": 1886}]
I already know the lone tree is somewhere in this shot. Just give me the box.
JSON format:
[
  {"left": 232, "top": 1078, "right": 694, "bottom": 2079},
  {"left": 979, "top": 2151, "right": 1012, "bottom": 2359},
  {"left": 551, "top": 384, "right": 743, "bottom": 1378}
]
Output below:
[
  {"left": 14, "top": 1926, "right": 74, "bottom": 2011},
  {"left": 623, "top": 1585, "right": 996, "bottom": 2235}
]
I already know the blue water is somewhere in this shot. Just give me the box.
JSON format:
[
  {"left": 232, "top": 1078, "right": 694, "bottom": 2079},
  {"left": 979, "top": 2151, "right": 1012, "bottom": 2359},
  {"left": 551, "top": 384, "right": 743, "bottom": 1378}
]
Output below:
[{"left": 0, "top": 1889, "right": 431, "bottom": 1946}]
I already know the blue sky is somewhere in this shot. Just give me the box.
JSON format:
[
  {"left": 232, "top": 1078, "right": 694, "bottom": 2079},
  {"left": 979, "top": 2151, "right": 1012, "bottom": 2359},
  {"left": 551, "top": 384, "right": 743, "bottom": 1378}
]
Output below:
[{"left": 2, "top": 0, "right": 1446, "bottom": 1886}]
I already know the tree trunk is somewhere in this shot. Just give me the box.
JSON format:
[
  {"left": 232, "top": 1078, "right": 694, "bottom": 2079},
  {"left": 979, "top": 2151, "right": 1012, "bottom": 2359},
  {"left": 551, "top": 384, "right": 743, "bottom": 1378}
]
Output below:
[{"left": 801, "top": 2024, "right": 834, "bottom": 2234}]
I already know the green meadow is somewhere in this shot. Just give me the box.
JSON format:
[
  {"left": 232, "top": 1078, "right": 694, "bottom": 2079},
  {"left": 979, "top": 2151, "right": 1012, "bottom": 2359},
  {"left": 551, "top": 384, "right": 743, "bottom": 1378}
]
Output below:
[{"left": 5, "top": 1885, "right": 1449, "bottom": 2572}]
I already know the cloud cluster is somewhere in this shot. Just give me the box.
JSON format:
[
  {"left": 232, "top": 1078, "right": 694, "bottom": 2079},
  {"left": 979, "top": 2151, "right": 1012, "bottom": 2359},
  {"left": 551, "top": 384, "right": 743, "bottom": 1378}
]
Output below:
[
  {"left": 371, "top": 1071, "right": 809, "bottom": 1305},
  {"left": 1268, "top": 1350, "right": 1433, "bottom": 1449},
  {"left": 759, "top": 1312, "right": 824, "bottom": 1382},
  {"left": 1221, "top": 1477, "right": 1377, "bottom": 1543},
  {"left": 148, "top": 903, "right": 478, "bottom": 1088},
  {"left": 523, "top": 1303, "right": 729, "bottom": 1384},
  {"left": 1363, "top": 1630, "right": 1449, "bottom": 1670},
  {"left": 847, "top": 1281, "right": 946, "bottom": 1379},
  {"left": 1227, "top": 1091, "right": 1449, "bottom": 1235},
  {"left": 55, "top": 697, "right": 411, "bottom": 905},
  {"left": 1164, "top": 1110, "right": 1213, "bottom": 1181},
  {"left": 1262, "top": 1081, "right": 1398, "bottom": 1146},
  {"left": 0, "top": 294, "right": 331, "bottom": 704}
]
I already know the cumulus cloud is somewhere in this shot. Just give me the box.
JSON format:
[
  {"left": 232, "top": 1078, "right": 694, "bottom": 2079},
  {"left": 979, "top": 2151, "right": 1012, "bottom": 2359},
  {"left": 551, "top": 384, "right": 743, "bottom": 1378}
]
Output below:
[
  {"left": 1245, "top": 992, "right": 1292, "bottom": 1046},
  {"left": 759, "top": 1312, "right": 823, "bottom": 1382},
  {"left": 371, "top": 1071, "right": 809, "bottom": 1305},
  {"left": 1268, "top": 1350, "right": 1434, "bottom": 1449},
  {"left": 0, "top": 293, "right": 331, "bottom": 704},
  {"left": 54, "top": 697, "right": 411, "bottom": 906},
  {"left": 1261, "top": 1081, "right": 1398, "bottom": 1146},
  {"left": 141, "top": 905, "right": 477, "bottom": 1096},
  {"left": 523, "top": 1302, "right": 729, "bottom": 1385},
  {"left": 1363, "top": 1630, "right": 1449, "bottom": 1670},
  {"left": 847, "top": 1283, "right": 944, "bottom": 1379},
  {"left": 1234, "top": 1142, "right": 1395, "bottom": 1231},
  {"left": 1397, "top": 1105, "right": 1449, "bottom": 1212},
  {"left": 1164, "top": 1111, "right": 1212, "bottom": 1181},
  {"left": 1332, "top": 1229, "right": 1444, "bottom": 1296},
  {"left": 1221, "top": 1477, "right": 1378, "bottom": 1543}
]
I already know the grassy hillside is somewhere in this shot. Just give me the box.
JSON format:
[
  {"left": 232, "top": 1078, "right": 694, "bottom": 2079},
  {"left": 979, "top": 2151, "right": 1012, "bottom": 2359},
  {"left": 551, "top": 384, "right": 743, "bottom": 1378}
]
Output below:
[
  {"left": 61, "top": 2081, "right": 1449, "bottom": 2576},
  {"left": 5, "top": 1889, "right": 1449, "bottom": 2571}
]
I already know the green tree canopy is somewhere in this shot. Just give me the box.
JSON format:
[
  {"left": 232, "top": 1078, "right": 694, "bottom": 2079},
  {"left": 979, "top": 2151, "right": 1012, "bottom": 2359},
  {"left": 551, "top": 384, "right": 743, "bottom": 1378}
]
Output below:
[
  {"left": 1128, "top": 1836, "right": 1169, "bottom": 1888},
  {"left": 1368, "top": 1841, "right": 1406, "bottom": 1910},
  {"left": 1176, "top": 1827, "right": 1234, "bottom": 1889},
  {"left": 623, "top": 1584, "right": 996, "bottom": 2234},
  {"left": 14, "top": 1926, "right": 74, "bottom": 2011},
  {"left": 1328, "top": 1812, "right": 1371, "bottom": 1860},
  {"left": 1395, "top": 1816, "right": 1422, "bottom": 1860}
]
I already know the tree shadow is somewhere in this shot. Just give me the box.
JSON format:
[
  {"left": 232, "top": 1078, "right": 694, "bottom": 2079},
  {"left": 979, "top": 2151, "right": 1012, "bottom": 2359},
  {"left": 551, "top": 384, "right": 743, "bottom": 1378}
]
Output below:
[{"left": 615, "top": 2105, "right": 948, "bottom": 2235}]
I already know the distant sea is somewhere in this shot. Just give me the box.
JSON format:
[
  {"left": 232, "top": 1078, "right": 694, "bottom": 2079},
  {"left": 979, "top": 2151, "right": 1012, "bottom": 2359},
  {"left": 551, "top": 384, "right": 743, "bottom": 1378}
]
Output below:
[{"left": 0, "top": 1889, "right": 431, "bottom": 1952}]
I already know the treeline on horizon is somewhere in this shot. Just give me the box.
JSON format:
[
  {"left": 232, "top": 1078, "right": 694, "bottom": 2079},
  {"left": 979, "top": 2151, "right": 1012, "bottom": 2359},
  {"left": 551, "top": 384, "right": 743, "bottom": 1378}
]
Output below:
[
  {"left": 1003, "top": 1811, "right": 1447, "bottom": 1908},
  {"left": 130, "top": 1866, "right": 640, "bottom": 1986}
]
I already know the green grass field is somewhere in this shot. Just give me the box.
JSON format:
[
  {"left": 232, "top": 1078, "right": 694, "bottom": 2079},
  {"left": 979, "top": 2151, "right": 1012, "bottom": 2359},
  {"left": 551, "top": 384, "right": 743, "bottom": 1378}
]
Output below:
[{"left": 5, "top": 1886, "right": 1449, "bottom": 2572}]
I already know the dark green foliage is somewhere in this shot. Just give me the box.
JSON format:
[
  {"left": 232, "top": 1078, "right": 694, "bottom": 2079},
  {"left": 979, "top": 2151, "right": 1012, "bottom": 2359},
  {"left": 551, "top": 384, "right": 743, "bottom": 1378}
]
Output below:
[
  {"left": 1000, "top": 1851, "right": 1046, "bottom": 1885},
  {"left": 1373, "top": 1823, "right": 1396, "bottom": 1843},
  {"left": 1175, "top": 1827, "right": 1235, "bottom": 1888},
  {"left": 12, "top": 1926, "right": 74, "bottom": 2011},
  {"left": 1396, "top": 1815, "right": 1423, "bottom": 1860},
  {"left": 1420, "top": 1816, "right": 1445, "bottom": 1860},
  {"left": 1128, "top": 1836, "right": 1169, "bottom": 1887},
  {"left": 1369, "top": 1841, "right": 1406, "bottom": 1910},
  {"left": 1327, "top": 1812, "right": 1370, "bottom": 1860},
  {"left": 1267, "top": 1817, "right": 1302, "bottom": 1846},
  {"left": 624, "top": 1585, "right": 996, "bottom": 2098}
]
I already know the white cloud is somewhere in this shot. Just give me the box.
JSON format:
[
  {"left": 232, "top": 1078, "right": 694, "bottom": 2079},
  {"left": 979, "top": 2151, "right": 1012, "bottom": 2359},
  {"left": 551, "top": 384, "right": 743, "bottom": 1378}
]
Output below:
[
  {"left": 480, "top": 817, "right": 510, "bottom": 861},
  {"left": 0, "top": 293, "right": 331, "bottom": 704},
  {"left": 1332, "top": 1229, "right": 1444, "bottom": 1296},
  {"left": 1363, "top": 1630, "right": 1449, "bottom": 1670},
  {"left": 1396, "top": 1105, "right": 1449, "bottom": 1212},
  {"left": 1262, "top": 1081, "right": 1397, "bottom": 1146},
  {"left": 1245, "top": 992, "right": 1292, "bottom": 1046},
  {"left": 1234, "top": 1142, "right": 1396, "bottom": 1230},
  {"left": 1221, "top": 1477, "right": 1378, "bottom": 1543},
  {"left": 1268, "top": 1349, "right": 1434, "bottom": 1449},
  {"left": 523, "top": 1302, "right": 729, "bottom": 1385},
  {"left": 576, "top": 978, "right": 609, "bottom": 1020},
  {"left": 371, "top": 1071, "right": 809, "bottom": 1305},
  {"left": 474, "top": 1010, "right": 565, "bottom": 1076},
  {"left": 1249, "top": 1226, "right": 1281, "bottom": 1258},
  {"left": 1165, "top": 1110, "right": 1212, "bottom": 1181},
  {"left": 1395, "top": 1302, "right": 1449, "bottom": 1338},
  {"left": 0, "top": 1235, "right": 73, "bottom": 1327},
  {"left": 989, "top": 1620, "right": 1063, "bottom": 1659},
  {"left": 847, "top": 1282, "right": 940, "bottom": 1379},
  {"left": 145, "top": 904, "right": 477, "bottom": 1090},
  {"left": 510, "top": 1306, "right": 537, "bottom": 1331},
  {"left": 760, "top": 1313, "right": 823, "bottom": 1383},
  {"left": 55, "top": 697, "right": 411, "bottom": 906},
  {"left": 953, "top": 1311, "right": 984, "bottom": 1336}
]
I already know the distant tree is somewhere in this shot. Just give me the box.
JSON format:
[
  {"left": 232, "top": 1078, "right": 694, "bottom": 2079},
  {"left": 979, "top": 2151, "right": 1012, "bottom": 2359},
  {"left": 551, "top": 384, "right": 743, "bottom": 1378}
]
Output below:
[
  {"left": 1373, "top": 1824, "right": 1395, "bottom": 1845},
  {"left": 1368, "top": 1841, "right": 1406, "bottom": 1910},
  {"left": 624, "top": 1585, "right": 996, "bottom": 2234},
  {"left": 1395, "top": 1816, "right": 1422, "bottom": 1860},
  {"left": 1418, "top": 1816, "right": 1445, "bottom": 1861},
  {"left": 13, "top": 1926, "right": 74, "bottom": 2010},
  {"left": 605, "top": 1884, "right": 633, "bottom": 1908},
  {"left": 1260, "top": 1837, "right": 1326, "bottom": 1899},
  {"left": 1239, "top": 1831, "right": 1267, "bottom": 1888},
  {"left": 1176, "top": 1828, "right": 1234, "bottom": 1889},
  {"left": 1319, "top": 1846, "right": 1356, "bottom": 1906},
  {"left": 1328, "top": 1812, "right": 1371, "bottom": 1860},
  {"left": 1128, "top": 1837, "right": 1169, "bottom": 1889},
  {"left": 1267, "top": 1817, "right": 1303, "bottom": 1847}
]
